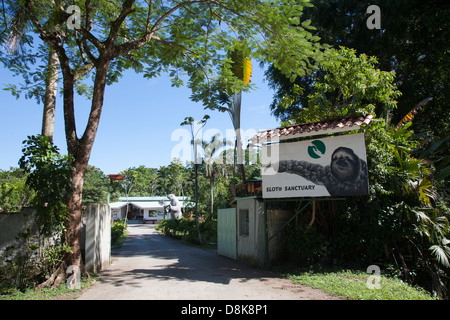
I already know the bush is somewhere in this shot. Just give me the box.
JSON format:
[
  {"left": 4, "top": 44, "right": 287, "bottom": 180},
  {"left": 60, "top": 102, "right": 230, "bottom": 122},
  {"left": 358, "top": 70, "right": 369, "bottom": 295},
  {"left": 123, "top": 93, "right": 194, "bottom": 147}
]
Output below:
[
  {"left": 111, "top": 218, "right": 127, "bottom": 245},
  {"left": 156, "top": 217, "right": 217, "bottom": 245},
  {"left": 285, "top": 223, "right": 328, "bottom": 268}
]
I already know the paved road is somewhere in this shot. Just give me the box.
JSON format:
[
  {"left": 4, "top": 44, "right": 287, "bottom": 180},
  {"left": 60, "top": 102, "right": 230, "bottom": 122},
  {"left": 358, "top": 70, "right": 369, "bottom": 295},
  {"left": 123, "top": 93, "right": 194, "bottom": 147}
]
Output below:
[{"left": 76, "top": 223, "right": 338, "bottom": 300}]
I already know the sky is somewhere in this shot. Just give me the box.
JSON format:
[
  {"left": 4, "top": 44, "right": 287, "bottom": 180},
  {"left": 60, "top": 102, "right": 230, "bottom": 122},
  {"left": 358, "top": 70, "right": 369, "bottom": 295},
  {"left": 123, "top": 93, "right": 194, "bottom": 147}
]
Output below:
[{"left": 0, "top": 61, "right": 281, "bottom": 175}]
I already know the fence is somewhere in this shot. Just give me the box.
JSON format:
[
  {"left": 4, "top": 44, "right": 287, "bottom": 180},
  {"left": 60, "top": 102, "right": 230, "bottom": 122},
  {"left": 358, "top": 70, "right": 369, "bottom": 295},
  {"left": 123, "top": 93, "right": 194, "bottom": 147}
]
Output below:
[{"left": 0, "top": 204, "right": 111, "bottom": 274}]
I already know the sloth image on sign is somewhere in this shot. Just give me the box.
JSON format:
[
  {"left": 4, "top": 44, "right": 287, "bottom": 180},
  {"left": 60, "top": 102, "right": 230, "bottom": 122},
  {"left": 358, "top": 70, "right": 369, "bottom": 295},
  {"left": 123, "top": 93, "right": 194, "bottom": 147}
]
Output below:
[{"left": 276, "top": 147, "right": 369, "bottom": 196}]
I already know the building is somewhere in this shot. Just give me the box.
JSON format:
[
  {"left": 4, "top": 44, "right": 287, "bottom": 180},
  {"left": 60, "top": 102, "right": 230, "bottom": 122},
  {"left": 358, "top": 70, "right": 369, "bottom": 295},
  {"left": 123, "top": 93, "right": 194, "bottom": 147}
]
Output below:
[
  {"left": 109, "top": 196, "right": 190, "bottom": 223},
  {"left": 218, "top": 115, "right": 374, "bottom": 268}
]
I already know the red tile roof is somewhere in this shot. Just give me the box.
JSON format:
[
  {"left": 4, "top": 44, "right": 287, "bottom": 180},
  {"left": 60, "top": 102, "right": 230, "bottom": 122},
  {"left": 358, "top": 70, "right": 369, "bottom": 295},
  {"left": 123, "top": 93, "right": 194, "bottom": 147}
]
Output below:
[{"left": 250, "top": 114, "right": 373, "bottom": 143}]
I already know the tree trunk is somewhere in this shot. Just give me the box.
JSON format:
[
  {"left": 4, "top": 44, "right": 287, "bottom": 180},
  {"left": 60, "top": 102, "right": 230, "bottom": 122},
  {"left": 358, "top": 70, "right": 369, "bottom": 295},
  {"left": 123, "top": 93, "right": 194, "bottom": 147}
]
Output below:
[
  {"left": 41, "top": 49, "right": 59, "bottom": 142},
  {"left": 64, "top": 165, "right": 85, "bottom": 268},
  {"left": 210, "top": 174, "right": 214, "bottom": 215},
  {"left": 194, "top": 163, "right": 203, "bottom": 245},
  {"left": 62, "top": 61, "right": 110, "bottom": 271}
]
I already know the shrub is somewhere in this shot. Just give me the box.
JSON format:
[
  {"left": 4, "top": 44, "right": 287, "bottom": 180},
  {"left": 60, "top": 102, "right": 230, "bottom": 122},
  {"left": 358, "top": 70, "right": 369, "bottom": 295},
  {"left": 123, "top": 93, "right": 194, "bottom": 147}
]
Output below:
[
  {"left": 285, "top": 223, "right": 328, "bottom": 268},
  {"left": 111, "top": 218, "right": 127, "bottom": 245},
  {"left": 156, "top": 217, "right": 217, "bottom": 245}
]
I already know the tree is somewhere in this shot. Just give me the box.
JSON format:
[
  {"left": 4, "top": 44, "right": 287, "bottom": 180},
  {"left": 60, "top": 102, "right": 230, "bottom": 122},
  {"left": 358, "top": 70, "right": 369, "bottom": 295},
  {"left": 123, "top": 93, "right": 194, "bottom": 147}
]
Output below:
[
  {"left": 0, "top": 2, "right": 93, "bottom": 142},
  {"left": 157, "top": 159, "right": 190, "bottom": 196},
  {"left": 269, "top": 46, "right": 401, "bottom": 124},
  {"left": 202, "top": 134, "right": 223, "bottom": 215},
  {"left": 208, "top": 42, "right": 253, "bottom": 185},
  {"left": 266, "top": 0, "right": 449, "bottom": 140},
  {"left": 265, "top": 45, "right": 449, "bottom": 296},
  {"left": 128, "top": 166, "right": 159, "bottom": 196},
  {"left": 17, "top": 135, "right": 75, "bottom": 288},
  {"left": 82, "top": 165, "right": 109, "bottom": 204},
  {"left": 18, "top": 135, "right": 74, "bottom": 238},
  {"left": 0, "top": 167, "right": 34, "bottom": 212},
  {"left": 5, "top": 0, "right": 330, "bottom": 281}
]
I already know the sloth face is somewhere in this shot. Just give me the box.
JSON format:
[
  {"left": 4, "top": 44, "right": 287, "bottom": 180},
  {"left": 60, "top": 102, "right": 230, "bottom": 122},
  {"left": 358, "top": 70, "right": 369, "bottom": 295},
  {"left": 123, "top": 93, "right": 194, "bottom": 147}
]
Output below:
[{"left": 330, "top": 147, "right": 360, "bottom": 181}]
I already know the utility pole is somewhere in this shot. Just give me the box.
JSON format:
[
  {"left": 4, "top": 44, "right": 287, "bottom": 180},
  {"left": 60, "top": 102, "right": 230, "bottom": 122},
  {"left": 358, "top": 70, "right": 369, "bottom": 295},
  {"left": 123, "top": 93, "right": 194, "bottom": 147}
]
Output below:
[{"left": 194, "top": 142, "right": 203, "bottom": 245}]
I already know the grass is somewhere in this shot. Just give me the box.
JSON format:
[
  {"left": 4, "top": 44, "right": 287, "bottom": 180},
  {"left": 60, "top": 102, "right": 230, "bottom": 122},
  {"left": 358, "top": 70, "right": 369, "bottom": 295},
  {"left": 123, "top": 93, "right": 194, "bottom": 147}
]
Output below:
[
  {"left": 286, "top": 269, "right": 438, "bottom": 300},
  {"left": 0, "top": 275, "right": 97, "bottom": 300}
]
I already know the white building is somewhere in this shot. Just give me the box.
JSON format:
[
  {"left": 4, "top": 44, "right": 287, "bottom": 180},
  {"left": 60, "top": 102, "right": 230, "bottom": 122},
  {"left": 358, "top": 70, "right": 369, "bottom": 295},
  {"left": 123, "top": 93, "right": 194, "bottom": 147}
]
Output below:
[{"left": 109, "top": 196, "right": 190, "bottom": 223}]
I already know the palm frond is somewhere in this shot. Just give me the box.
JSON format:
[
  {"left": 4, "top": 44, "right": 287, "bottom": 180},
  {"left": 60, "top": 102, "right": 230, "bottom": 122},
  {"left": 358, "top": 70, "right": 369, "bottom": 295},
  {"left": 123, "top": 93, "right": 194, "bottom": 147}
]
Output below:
[{"left": 429, "top": 244, "right": 450, "bottom": 268}]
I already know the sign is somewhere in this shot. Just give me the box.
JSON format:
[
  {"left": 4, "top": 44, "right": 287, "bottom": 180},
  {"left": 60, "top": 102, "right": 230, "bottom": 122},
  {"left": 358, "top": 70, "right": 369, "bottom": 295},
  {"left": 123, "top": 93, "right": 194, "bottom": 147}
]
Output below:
[
  {"left": 108, "top": 174, "right": 125, "bottom": 180},
  {"left": 262, "top": 133, "right": 369, "bottom": 198}
]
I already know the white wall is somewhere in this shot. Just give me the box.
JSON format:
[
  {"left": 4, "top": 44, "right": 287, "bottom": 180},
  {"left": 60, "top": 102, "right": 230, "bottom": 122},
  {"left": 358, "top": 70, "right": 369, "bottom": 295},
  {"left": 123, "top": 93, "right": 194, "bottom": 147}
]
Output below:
[{"left": 85, "top": 204, "right": 111, "bottom": 273}]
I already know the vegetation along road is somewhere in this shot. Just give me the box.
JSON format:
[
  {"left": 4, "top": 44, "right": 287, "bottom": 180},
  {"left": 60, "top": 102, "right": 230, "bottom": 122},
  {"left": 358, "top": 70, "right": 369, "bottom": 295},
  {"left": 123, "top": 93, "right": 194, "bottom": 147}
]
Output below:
[{"left": 76, "top": 223, "right": 339, "bottom": 300}]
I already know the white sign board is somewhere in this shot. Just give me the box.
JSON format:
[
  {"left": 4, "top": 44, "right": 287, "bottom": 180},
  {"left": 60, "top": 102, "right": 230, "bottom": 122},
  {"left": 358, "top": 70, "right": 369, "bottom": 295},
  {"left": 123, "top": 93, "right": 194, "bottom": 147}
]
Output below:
[{"left": 262, "top": 133, "right": 369, "bottom": 198}]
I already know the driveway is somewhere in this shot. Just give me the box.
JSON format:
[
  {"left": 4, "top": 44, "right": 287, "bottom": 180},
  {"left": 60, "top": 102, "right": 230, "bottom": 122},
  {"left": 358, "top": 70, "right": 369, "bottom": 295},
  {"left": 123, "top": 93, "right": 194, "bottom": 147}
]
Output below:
[{"left": 76, "top": 223, "right": 338, "bottom": 300}]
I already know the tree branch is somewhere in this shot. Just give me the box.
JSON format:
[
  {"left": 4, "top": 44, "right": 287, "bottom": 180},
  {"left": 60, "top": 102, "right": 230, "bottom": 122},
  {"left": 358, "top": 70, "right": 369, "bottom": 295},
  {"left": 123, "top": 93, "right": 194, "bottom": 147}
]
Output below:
[
  {"left": 73, "top": 63, "right": 94, "bottom": 81},
  {"left": 152, "top": 36, "right": 211, "bottom": 82},
  {"left": 105, "top": 0, "right": 136, "bottom": 50},
  {"left": 145, "top": 0, "right": 153, "bottom": 34},
  {"left": 113, "top": 0, "right": 219, "bottom": 57}
]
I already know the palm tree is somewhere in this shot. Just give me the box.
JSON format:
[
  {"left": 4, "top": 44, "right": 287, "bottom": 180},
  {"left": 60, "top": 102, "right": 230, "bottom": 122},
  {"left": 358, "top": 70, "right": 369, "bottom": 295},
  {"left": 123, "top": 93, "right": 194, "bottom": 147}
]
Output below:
[
  {"left": 217, "top": 42, "right": 252, "bottom": 185},
  {"left": 388, "top": 124, "right": 450, "bottom": 297},
  {"left": 203, "top": 134, "right": 227, "bottom": 215}
]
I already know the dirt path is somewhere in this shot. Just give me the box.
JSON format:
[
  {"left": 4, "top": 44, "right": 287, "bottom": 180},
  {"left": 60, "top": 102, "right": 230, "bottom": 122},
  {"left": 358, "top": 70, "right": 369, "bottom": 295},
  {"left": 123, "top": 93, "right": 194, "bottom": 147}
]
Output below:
[{"left": 76, "top": 223, "right": 339, "bottom": 300}]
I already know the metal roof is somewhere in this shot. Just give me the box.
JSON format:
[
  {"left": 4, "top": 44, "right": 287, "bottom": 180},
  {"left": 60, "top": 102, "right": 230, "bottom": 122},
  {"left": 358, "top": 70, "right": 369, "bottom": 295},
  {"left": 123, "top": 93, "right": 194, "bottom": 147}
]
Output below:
[
  {"left": 129, "top": 201, "right": 165, "bottom": 209},
  {"left": 117, "top": 196, "right": 189, "bottom": 202},
  {"left": 109, "top": 202, "right": 128, "bottom": 209},
  {"left": 110, "top": 196, "right": 193, "bottom": 210}
]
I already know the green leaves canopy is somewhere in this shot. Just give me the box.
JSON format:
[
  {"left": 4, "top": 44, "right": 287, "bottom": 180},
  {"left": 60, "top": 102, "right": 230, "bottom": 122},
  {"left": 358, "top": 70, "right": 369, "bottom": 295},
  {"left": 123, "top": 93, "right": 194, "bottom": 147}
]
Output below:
[{"left": 269, "top": 46, "right": 401, "bottom": 124}]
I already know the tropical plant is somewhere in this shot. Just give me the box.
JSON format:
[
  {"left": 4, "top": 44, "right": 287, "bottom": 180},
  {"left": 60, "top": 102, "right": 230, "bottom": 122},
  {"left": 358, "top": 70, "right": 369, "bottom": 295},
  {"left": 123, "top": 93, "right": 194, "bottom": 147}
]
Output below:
[
  {"left": 0, "top": 168, "right": 34, "bottom": 212},
  {"left": 18, "top": 135, "right": 74, "bottom": 237}
]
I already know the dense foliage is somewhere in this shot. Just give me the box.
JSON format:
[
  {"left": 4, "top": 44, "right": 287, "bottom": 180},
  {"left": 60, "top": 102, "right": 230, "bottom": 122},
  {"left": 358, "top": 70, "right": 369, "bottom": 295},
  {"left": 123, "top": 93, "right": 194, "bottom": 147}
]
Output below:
[
  {"left": 18, "top": 135, "right": 74, "bottom": 237},
  {"left": 273, "top": 47, "right": 449, "bottom": 298},
  {"left": 0, "top": 168, "right": 34, "bottom": 213},
  {"left": 155, "top": 216, "right": 217, "bottom": 245},
  {"left": 0, "top": 0, "right": 447, "bottom": 299},
  {"left": 266, "top": 0, "right": 449, "bottom": 141}
]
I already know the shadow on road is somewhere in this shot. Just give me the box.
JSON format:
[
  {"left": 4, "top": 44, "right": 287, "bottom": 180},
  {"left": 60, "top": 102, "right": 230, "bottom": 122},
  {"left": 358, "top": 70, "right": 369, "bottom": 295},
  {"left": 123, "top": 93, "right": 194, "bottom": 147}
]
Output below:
[{"left": 98, "top": 225, "right": 276, "bottom": 288}]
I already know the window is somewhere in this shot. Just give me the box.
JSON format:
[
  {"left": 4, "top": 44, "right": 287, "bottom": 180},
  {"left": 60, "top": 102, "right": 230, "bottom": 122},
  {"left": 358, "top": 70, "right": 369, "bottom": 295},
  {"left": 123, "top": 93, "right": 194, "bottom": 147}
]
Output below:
[{"left": 239, "top": 209, "right": 249, "bottom": 236}]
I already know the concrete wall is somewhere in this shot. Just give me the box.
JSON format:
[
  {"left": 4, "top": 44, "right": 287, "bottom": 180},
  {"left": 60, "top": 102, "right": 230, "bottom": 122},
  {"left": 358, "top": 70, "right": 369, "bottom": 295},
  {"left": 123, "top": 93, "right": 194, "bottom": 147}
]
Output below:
[
  {"left": 0, "top": 208, "right": 38, "bottom": 262},
  {"left": 236, "top": 198, "right": 262, "bottom": 266},
  {"left": 84, "top": 204, "right": 111, "bottom": 273},
  {"left": 1, "top": 205, "right": 111, "bottom": 274},
  {"left": 235, "top": 197, "right": 294, "bottom": 268}
]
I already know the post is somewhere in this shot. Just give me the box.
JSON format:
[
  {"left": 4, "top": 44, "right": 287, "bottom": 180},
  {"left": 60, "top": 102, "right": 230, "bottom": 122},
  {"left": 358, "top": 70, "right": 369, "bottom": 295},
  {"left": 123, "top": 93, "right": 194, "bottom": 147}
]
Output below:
[
  {"left": 264, "top": 200, "right": 269, "bottom": 269},
  {"left": 194, "top": 162, "right": 203, "bottom": 245},
  {"left": 85, "top": 204, "right": 111, "bottom": 273}
]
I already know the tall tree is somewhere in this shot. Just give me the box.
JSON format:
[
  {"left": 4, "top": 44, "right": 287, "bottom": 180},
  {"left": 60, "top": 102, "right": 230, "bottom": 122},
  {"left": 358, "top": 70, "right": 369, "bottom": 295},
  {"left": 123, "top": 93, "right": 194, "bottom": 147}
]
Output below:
[
  {"left": 0, "top": 2, "right": 60, "bottom": 142},
  {"left": 202, "top": 134, "right": 223, "bottom": 215},
  {"left": 41, "top": 50, "right": 59, "bottom": 141},
  {"left": 6, "top": 0, "right": 330, "bottom": 281},
  {"left": 82, "top": 165, "right": 109, "bottom": 204},
  {"left": 266, "top": 0, "right": 449, "bottom": 140}
]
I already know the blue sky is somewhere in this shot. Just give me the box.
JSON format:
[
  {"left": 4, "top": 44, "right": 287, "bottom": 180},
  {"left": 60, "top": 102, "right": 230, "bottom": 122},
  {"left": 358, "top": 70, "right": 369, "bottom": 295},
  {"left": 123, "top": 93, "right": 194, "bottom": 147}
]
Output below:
[{"left": 0, "top": 62, "right": 280, "bottom": 175}]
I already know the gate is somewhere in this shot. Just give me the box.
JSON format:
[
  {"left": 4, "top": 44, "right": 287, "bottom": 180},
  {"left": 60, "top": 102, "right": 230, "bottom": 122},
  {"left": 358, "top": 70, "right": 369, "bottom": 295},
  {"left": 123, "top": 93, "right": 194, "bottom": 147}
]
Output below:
[{"left": 217, "top": 208, "right": 237, "bottom": 260}]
